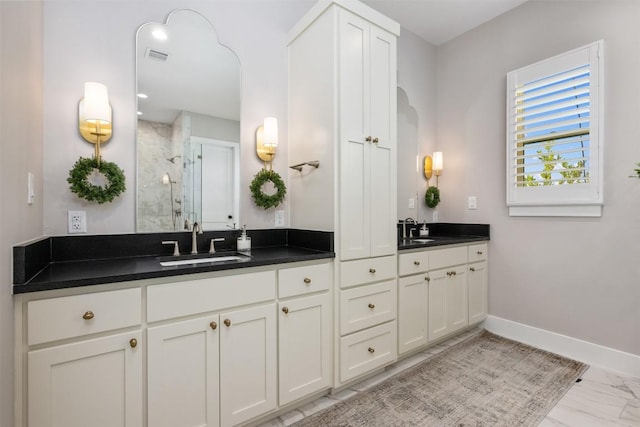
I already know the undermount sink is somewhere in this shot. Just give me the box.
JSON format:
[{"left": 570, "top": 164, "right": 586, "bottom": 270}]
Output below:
[{"left": 159, "top": 253, "right": 249, "bottom": 267}]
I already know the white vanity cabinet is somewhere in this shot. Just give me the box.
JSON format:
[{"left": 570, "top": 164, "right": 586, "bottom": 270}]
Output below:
[{"left": 24, "top": 289, "right": 143, "bottom": 427}]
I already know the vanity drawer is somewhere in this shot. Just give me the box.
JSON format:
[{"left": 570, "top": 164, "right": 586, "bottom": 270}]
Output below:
[
  {"left": 340, "top": 280, "right": 396, "bottom": 335},
  {"left": 468, "top": 243, "right": 488, "bottom": 263},
  {"left": 27, "top": 288, "right": 141, "bottom": 346},
  {"left": 339, "top": 321, "right": 397, "bottom": 383},
  {"left": 278, "top": 262, "right": 332, "bottom": 298},
  {"left": 398, "top": 251, "right": 429, "bottom": 276},
  {"left": 340, "top": 255, "right": 396, "bottom": 289},
  {"left": 429, "top": 246, "right": 467, "bottom": 269},
  {"left": 148, "top": 270, "right": 276, "bottom": 322}
]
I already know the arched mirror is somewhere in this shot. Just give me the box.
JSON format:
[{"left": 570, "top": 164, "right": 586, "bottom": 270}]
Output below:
[
  {"left": 136, "top": 9, "right": 241, "bottom": 232},
  {"left": 397, "top": 87, "right": 421, "bottom": 222}
]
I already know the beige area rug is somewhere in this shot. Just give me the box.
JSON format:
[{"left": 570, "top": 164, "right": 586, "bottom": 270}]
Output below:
[{"left": 294, "top": 331, "right": 588, "bottom": 427}]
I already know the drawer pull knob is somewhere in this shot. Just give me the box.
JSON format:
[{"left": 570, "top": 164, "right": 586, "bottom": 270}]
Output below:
[
  {"left": 82, "top": 311, "right": 94, "bottom": 320},
  {"left": 369, "top": 268, "right": 376, "bottom": 274},
  {"left": 282, "top": 307, "right": 289, "bottom": 314},
  {"left": 365, "top": 136, "right": 372, "bottom": 142},
  {"left": 368, "top": 347, "right": 375, "bottom": 353},
  {"left": 470, "top": 267, "right": 476, "bottom": 272},
  {"left": 368, "top": 303, "right": 375, "bottom": 310},
  {"left": 372, "top": 137, "right": 379, "bottom": 144},
  {"left": 210, "top": 321, "right": 218, "bottom": 330},
  {"left": 425, "top": 276, "right": 430, "bottom": 282},
  {"left": 224, "top": 319, "right": 231, "bottom": 327},
  {"left": 414, "top": 261, "right": 420, "bottom": 266},
  {"left": 303, "top": 277, "right": 311, "bottom": 284},
  {"left": 477, "top": 251, "right": 483, "bottom": 255},
  {"left": 129, "top": 338, "right": 137, "bottom": 348}
]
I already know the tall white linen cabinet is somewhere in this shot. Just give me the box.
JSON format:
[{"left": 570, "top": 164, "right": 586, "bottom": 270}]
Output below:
[{"left": 288, "top": 0, "right": 400, "bottom": 388}]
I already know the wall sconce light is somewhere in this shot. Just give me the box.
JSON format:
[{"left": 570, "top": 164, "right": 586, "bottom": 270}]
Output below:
[
  {"left": 78, "top": 82, "right": 112, "bottom": 164},
  {"left": 256, "top": 117, "right": 278, "bottom": 169},
  {"left": 432, "top": 151, "right": 443, "bottom": 186}
]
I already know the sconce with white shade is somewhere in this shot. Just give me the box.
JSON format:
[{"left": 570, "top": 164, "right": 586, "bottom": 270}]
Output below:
[
  {"left": 432, "top": 151, "right": 443, "bottom": 187},
  {"left": 78, "top": 82, "right": 112, "bottom": 164},
  {"left": 256, "top": 117, "right": 278, "bottom": 169}
]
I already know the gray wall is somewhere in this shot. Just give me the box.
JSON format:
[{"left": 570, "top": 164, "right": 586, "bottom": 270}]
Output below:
[
  {"left": 436, "top": 0, "right": 640, "bottom": 356},
  {"left": 0, "top": 3, "right": 44, "bottom": 426}
]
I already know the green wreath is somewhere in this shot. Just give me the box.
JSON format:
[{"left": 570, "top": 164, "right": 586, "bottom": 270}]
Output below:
[
  {"left": 67, "top": 157, "right": 126, "bottom": 204},
  {"left": 425, "top": 186, "right": 440, "bottom": 208},
  {"left": 250, "top": 169, "right": 286, "bottom": 209}
]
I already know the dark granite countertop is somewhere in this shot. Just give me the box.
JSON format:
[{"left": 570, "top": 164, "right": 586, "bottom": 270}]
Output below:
[
  {"left": 397, "top": 222, "right": 490, "bottom": 251},
  {"left": 13, "top": 229, "right": 334, "bottom": 294}
]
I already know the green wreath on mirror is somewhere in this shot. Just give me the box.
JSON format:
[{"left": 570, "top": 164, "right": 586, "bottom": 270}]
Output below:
[
  {"left": 425, "top": 185, "right": 440, "bottom": 208},
  {"left": 250, "top": 168, "right": 287, "bottom": 209},
  {"left": 67, "top": 157, "right": 126, "bottom": 204}
]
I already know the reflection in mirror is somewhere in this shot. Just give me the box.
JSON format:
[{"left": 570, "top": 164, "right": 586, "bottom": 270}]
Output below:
[
  {"left": 397, "top": 87, "right": 420, "bottom": 222},
  {"left": 136, "top": 9, "right": 241, "bottom": 232}
]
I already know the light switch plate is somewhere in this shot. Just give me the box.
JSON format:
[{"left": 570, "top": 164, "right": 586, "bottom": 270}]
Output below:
[
  {"left": 468, "top": 196, "right": 477, "bottom": 210},
  {"left": 27, "top": 172, "right": 35, "bottom": 205},
  {"left": 408, "top": 198, "right": 415, "bottom": 209},
  {"left": 275, "top": 210, "right": 285, "bottom": 227}
]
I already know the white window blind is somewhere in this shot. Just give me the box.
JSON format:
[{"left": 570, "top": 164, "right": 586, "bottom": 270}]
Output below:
[{"left": 506, "top": 40, "right": 603, "bottom": 217}]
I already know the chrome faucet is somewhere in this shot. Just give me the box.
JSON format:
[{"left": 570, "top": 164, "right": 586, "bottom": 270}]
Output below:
[
  {"left": 191, "top": 221, "right": 203, "bottom": 254},
  {"left": 403, "top": 218, "right": 416, "bottom": 239}
]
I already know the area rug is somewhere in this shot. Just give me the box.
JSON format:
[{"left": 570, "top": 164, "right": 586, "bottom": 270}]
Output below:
[{"left": 293, "top": 331, "right": 588, "bottom": 427}]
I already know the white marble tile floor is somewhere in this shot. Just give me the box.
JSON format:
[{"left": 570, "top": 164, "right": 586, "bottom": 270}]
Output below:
[{"left": 259, "top": 328, "right": 640, "bottom": 427}]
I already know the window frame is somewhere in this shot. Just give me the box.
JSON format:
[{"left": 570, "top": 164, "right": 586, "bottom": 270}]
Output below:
[{"left": 506, "top": 40, "right": 604, "bottom": 217}]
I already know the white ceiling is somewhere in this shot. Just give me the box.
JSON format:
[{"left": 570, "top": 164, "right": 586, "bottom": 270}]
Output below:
[{"left": 362, "top": 0, "right": 529, "bottom": 45}]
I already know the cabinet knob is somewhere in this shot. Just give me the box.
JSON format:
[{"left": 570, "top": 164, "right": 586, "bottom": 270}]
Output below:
[
  {"left": 303, "top": 277, "right": 311, "bottom": 285},
  {"left": 470, "top": 267, "right": 476, "bottom": 272},
  {"left": 372, "top": 137, "right": 379, "bottom": 144},
  {"left": 368, "top": 347, "right": 375, "bottom": 353},
  {"left": 477, "top": 251, "right": 483, "bottom": 255},
  {"left": 452, "top": 271, "right": 457, "bottom": 276},
  {"left": 446, "top": 271, "right": 451, "bottom": 277},
  {"left": 210, "top": 321, "right": 218, "bottom": 330},
  {"left": 368, "top": 303, "right": 375, "bottom": 310},
  {"left": 129, "top": 338, "right": 137, "bottom": 348},
  {"left": 425, "top": 276, "right": 430, "bottom": 282},
  {"left": 82, "top": 311, "right": 94, "bottom": 320},
  {"left": 414, "top": 260, "right": 420, "bottom": 266},
  {"left": 369, "top": 268, "right": 376, "bottom": 274},
  {"left": 282, "top": 307, "right": 289, "bottom": 314},
  {"left": 365, "top": 136, "right": 372, "bottom": 142},
  {"left": 224, "top": 319, "right": 231, "bottom": 327}
]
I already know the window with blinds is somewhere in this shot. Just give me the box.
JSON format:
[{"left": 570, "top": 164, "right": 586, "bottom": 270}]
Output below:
[{"left": 506, "top": 40, "right": 603, "bottom": 217}]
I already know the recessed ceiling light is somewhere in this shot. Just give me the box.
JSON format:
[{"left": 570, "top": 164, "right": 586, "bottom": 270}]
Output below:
[
  {"left": 137, "top": 93, "right": 148, "bottom": 99},
  {"left": 152, "top": 28, "right": 167, "bottom": 41}
]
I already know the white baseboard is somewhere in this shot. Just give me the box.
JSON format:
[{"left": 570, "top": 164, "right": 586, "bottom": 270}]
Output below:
[{"left": 484, "top": 315, "right": 640, "bottom": 379}]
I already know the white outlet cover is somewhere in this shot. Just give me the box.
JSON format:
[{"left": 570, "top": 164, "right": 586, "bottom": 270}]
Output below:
[
  {"left": 68, "top": 210, "right": 87, "bottom": 233},
  {"left": 468, "top": 196, "right": 477, "bottom": 210},
  {"left": 275, "top": 210, "right": 285, "bottom": 227}
]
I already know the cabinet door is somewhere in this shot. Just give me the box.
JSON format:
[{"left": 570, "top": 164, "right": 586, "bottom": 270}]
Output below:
[
  {"left": 447, "top": 266, "right": 468, "bottom": 333},
  {"left": 468, "top": 260, "right": 488, "bottom": 324},
  {"left": 220, "top": 304, "right": 276, "bottom": 426},
  {"left": 148, "top": 316, "right": 220, "bottom": 427},
  {"left": 427, "top": 269, "right": 448, "bottom": 341},
  {"left": 278, "top": 293, "right": 332, "bottom": 405},
  {"left": 369, "top": 24, "right": 397, "bottom": 258},
  {"left": 28, "top": 331, "right": 142, "bottom": 427},
  {"left": 339, "top": 10, "right": 371, "bottom": 261},
  {"left": 398, "top": 274, "right": 428, "bottom": 354}
]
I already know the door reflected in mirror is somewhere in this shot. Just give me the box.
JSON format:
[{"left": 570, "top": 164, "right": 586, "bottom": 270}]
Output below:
[{"left": 136, "top": 9, "right": 241, "bottom": 232}]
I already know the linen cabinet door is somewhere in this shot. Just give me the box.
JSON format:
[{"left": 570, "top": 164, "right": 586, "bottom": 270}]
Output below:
[
  {"left": 427, "top": 268, "right": 448, "bottom": 341},
  {"left": 147, "top": 316, "right": 220, "bottom": 427},
  {"left": 278, "top": 293, "right": 332, "bottom": 405},
  {"left": 28, "top": 331, "right": 142, "bottom": 427},
  {"left": 339, "top": 9, "right": 371, "bottom": 261},
  {"left": 220, "top": 304, "right": 277, "bottom": 426},
  {"left": 369, "top": 23, "right": 397, "bottom": 258}
]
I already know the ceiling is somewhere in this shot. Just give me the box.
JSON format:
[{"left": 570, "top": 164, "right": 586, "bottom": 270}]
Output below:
[{"left": 362, "top": 0, "right": 528, "bottom": 45}]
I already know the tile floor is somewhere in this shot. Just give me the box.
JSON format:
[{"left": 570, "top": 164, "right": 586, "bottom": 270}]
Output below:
[{"left": 259, "top": 328, "right": 640, "bottom": 427}]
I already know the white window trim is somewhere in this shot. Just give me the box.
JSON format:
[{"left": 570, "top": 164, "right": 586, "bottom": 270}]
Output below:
[{"left": 506, "top": 40, "right": 604, "bottom": 217}]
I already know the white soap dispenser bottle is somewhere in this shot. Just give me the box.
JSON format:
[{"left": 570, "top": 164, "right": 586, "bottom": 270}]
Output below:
[{"left": 237, "top": 225, "right": 251, "bottom": 254}]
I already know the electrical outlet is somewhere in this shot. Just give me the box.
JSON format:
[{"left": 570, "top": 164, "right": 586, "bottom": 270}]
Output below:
[
  {"left": 275, "top": 210, "right": 285, "bottom": 227},
  {"left": 68, "top": 211, "right": 87, "bottom": 233}
]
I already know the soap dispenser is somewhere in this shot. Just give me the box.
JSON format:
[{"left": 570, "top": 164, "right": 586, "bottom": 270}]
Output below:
[{"left": 237, "top": 225, "right": 251, "bottom": 254}]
